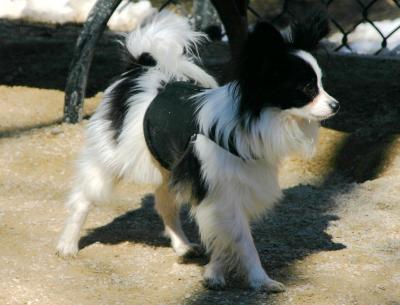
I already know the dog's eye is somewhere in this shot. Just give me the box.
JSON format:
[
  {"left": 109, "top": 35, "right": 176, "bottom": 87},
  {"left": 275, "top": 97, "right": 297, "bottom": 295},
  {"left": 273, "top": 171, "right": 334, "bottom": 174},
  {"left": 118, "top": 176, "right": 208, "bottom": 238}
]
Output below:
[
  {"left": 303, "top": 82, "right": 317, "bottom": 96},
  {"left": 303, "top": 82, "right": 313, "bottom": 92},
  {"left": 304, "top": 83, "right": 312, "bottom": 90}
]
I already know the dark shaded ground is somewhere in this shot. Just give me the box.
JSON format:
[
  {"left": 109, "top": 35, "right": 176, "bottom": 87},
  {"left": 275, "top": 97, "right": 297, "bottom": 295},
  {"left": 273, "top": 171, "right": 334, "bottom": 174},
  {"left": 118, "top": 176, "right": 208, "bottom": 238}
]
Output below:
[{"left": 0, "top": 19, "right": 122, "bottom": 96}]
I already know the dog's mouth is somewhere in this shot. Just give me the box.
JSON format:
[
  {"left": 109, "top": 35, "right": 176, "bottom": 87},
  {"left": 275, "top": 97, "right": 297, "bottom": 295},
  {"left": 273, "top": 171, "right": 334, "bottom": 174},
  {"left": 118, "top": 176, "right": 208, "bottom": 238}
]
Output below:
[
  {"left": 308, "top": 94, "right": 340, "bottom": 122},
  {"left": 284, "top": 101, "right": 340, "bottom": 122},
  {"left": 313, "top": 111, "right": 337, "bottom": 121}
]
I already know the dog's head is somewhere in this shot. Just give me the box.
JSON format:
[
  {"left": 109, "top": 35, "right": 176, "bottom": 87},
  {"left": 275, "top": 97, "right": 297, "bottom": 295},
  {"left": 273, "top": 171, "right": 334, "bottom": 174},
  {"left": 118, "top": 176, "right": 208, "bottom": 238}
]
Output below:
[{"left": 235, "top": 11, "right": 339, "bottom": 121}]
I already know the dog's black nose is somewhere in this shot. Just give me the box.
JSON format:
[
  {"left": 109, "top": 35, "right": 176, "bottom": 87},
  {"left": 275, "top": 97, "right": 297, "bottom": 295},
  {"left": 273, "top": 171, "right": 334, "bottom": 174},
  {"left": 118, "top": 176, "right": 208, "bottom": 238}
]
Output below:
[{"left": 329, "top": 100, "right": 340, "bottom": 113}]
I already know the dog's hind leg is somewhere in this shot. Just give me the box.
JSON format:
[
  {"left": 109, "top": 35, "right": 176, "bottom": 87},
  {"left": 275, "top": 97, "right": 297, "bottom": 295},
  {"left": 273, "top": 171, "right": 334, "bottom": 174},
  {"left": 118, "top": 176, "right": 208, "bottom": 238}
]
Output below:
[
  {"left": 56, "top": 157, "right": 116, "bottom": 257},
  {"left": 154, "top": 181, "right": 201, "bottom": 258}
]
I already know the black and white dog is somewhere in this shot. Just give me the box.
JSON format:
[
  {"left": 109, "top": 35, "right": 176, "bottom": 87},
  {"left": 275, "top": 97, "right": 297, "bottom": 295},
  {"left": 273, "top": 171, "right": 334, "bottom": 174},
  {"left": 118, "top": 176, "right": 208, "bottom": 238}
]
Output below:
[{"left": 57, "top": 12, "right": 339, "bottom": 292}]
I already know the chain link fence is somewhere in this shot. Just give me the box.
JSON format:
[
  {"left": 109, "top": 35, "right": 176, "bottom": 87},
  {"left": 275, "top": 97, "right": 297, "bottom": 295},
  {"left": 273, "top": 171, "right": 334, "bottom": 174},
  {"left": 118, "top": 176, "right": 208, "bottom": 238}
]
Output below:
[
  {"left": 155, "top": 0, "right": 400, "bottom": 55},
  {"left": 62, "top": 0, "right": 400, "bottom": 122}
]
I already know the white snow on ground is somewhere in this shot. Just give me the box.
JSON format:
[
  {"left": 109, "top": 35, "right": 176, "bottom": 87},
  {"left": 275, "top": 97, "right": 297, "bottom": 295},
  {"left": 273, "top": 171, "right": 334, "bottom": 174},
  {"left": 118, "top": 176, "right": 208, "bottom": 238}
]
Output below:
[
  {"left": 328, "top": 18, "right": 400, "bottom": 55},
  {"left": 0, "top": 0, "right": 155, "bottom": 31}
]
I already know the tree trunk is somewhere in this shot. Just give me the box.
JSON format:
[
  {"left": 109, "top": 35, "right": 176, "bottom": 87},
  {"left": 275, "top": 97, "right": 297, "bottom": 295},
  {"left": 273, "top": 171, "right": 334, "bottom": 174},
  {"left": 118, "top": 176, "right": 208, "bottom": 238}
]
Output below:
[{"left": 63, "top": 0, "right": 123, "bottom": 123}]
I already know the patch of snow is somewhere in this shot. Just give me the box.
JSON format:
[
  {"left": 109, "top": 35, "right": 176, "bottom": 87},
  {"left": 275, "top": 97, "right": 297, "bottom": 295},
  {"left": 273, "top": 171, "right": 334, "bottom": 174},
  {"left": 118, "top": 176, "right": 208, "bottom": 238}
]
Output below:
[
  {"left": 23, "top": 0, "right": 74, "bottom": 24},
  {"left": 0, "top": 0, "right": 26, "bottom": 19},
  {"left": 108, "top": 0, "right": 155, "bottom": 32},
  {"left": 1, "top": 1, "right": 400, "bottom": 55},
  {"left": 328, "top": 18, "right": 400, "bottom": 55},
  {"left": 0, "top": 0, "right": 155, "bottom": 32}
]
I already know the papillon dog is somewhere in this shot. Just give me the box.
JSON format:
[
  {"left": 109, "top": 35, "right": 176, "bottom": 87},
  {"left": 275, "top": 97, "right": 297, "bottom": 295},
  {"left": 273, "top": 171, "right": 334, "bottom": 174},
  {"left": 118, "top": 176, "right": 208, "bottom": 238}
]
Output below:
[{"left": 57, "top": 11, "right": 339, "bottom": 292}]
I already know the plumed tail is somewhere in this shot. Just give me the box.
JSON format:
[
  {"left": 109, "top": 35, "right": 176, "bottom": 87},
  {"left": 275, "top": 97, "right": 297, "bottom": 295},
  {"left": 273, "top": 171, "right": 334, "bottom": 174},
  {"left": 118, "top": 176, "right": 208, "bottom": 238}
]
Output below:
[{"left": 122, "top": 11, "right": 218, "bottom": 88}]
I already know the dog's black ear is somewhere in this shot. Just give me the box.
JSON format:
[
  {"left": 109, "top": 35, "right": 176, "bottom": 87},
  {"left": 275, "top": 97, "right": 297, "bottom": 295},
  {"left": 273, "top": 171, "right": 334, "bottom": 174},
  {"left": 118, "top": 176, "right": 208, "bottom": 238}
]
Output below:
[
  {"left": 288, "top": 10, "right": 330, "bottom": 51},
  {"left": 244, "top": 21, "right": 286, "bottom": 59},
  {"left": 235, "top": 21, "right": 287, "bottom": 118}
]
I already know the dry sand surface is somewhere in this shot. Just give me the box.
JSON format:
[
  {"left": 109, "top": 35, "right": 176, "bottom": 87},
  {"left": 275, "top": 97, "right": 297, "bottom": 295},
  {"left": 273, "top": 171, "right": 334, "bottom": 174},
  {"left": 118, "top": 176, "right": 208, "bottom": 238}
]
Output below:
[
  {"left": 0, "top": 84, "right": 399, "bottom": 305},
  {"left": 0, "top": 20, "right": 400, "bottom": 305}
]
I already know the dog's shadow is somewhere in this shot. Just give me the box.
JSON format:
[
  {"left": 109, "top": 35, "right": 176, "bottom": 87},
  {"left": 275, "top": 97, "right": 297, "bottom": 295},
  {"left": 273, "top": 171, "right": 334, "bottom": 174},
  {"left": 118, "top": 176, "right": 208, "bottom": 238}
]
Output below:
[
  {"left": 78, "top": 194, "right": 201, "bottom": 251},
  {"left": 252, "top": 178, "right": 347, "bottom": 274},
  {"left": 78, "top": 181, "right": 345, "bottom": 270}
]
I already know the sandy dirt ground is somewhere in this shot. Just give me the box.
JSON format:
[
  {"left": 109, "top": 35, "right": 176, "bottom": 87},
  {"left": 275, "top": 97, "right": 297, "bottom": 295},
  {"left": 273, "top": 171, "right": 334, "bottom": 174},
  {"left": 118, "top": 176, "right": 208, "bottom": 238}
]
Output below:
[{"left": 0, "top": 21, "right": 400, "bottom": 305}]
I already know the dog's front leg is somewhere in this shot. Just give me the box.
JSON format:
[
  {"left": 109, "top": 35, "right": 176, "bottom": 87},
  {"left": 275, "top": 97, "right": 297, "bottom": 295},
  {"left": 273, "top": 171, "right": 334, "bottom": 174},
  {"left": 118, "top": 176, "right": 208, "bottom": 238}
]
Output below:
[
  {"left": 236, "top": 223, "right": 286, "bottom": 292},
  {"left": 196, "top": 198, "right": 284, "bottom": 291},
  {"left": 203, "top": 252, "right": 226, "bottom": 289}
]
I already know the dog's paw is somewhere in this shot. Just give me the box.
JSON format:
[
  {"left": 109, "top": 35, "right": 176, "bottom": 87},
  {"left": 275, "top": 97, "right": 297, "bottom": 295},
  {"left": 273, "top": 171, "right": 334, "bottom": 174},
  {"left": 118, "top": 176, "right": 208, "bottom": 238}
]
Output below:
[
  {"left": 176, "top": 243, "right": 203, "bottom": 258},
  {"left": 56, "top": 241, "right": 79, "bottom": 258},
  {"left": 183, "top": 243, "right": 204, "bottom": 257},
  {"left": 202, "top": 275, "right": 226, "bottom": 290},
  {"left": 250, "top": 278, "right": 286, "bottom": 293},
  {"left": 202, "top": 262, "right": 225, "bottom": 290},
  {"left": 262, "top": 280, "right": 286, "bottom": 293}
]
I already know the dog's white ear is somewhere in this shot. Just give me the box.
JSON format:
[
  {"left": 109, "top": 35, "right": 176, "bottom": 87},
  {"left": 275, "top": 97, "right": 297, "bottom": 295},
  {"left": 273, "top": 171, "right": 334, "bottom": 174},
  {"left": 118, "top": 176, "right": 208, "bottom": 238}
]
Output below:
[{"left": 288, "top": 10, "right": 330, "bottom": 51}]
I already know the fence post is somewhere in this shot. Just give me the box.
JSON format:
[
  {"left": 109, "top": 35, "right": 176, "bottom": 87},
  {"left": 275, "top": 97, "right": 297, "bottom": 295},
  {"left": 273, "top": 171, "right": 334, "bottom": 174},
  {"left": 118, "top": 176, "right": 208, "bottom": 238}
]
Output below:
[
  {"left": 210, "top": 0, "right": 248, "bottom": 61},
  {"left": 63, "top": 0, "right": 123, "bottom": 123}
]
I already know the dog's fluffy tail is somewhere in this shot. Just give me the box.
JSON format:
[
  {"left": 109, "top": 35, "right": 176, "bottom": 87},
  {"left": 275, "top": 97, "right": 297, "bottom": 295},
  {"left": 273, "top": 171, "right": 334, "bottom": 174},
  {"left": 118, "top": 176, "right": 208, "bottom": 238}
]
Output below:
[{"left": 123, "top": 11, "right": 218, "bottom": 88}]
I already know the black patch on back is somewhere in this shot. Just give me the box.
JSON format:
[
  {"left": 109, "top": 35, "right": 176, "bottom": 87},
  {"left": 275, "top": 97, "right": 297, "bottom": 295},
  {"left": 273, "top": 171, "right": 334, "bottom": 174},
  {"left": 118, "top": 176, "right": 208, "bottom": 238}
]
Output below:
[
  {"left": 143, "top": 81, "right": 248, "bottom": 170},
  {"left": 143, "top": 82, "right": 203, "bottom": 169},
  {"left": 169, "top": 139, "right": 208, "bottom": 204},
  {"left": 106, "top": 68, "right": 144, "bottom": 140},
  {"left": 107, "top": 53, "right": 157, "bottom": 140}
]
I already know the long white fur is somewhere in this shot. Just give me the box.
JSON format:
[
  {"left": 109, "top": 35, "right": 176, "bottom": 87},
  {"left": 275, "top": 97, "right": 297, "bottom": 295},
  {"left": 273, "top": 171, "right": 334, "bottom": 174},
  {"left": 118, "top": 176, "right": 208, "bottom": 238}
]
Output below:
[
  {"left": 125, "top": 12, "right": 217, "bottom": 88},
  {"left": 195, "top": 83, "right": 320, "bottom": 162},
  {"left": 82, "top": 12, "right": 218, "bottom": 185},
  {"left": 192, "top": 75, "right": 320, "bottom": 289},
  {"left": 57, "top": 11, "right": 331, "bottom": 293},
  {"left": 57, "top": 12, "right": 218, "bottom": 257},
  {"left": 189, "top": 49, "right": 337, "bottom": 289}
]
